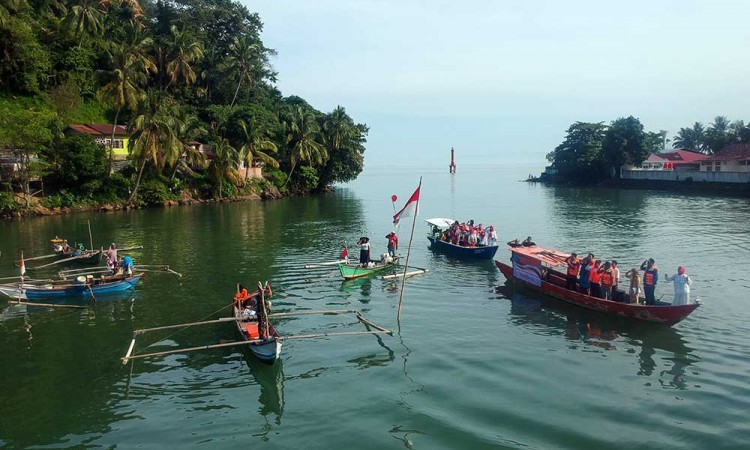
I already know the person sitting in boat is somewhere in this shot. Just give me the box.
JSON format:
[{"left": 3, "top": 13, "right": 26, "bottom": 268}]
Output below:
[
  {"left": 61, "top": 240, "right": 71, "bottom": 255},
  {"left": 665, "top": 266, "right": 692, "bottom": 306},
  {"left": 507, "top": 238, "right": 521, "bottom": 248},
  {"left": 468, "top": 228, "right": 478, "bottom": 247},
  {"left": 477, "top": 224, "right": 487, "bottom": 246},
  {"left": 121, "top": 256, "right": 134, "bottom": 276},
  {"left": 565, "top": 253, "right": 581, "bottom": 291},
  {"left": 640, "top": 258, "right": 659, "bottom": 305},
  {"left": 357, "top": 237, "right": 371, "bottom": 267},
  {"left": 522, "top": 236, "right": 536, "bottom": 247},
  {"left": 234, "top": 284, "right": 257, "bottom": 315},
  {"left": 71, "top": 242, "right": 82, "bottom": 256},
  {"left": 386, "top": 231, "right": 398, "bottom": 257}
]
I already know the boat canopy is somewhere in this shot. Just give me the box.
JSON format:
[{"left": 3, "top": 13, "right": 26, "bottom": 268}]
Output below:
[
  {"left": 509, "top": 245, "right": 570, "bottom": 267},
  {"left": 425, "top": 218, "right": 456, "bottom": 229}
]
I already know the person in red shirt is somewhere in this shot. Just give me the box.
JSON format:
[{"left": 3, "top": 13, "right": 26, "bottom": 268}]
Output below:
[{"left": 386, "top": 231, "right": 398, "bottom": 257}]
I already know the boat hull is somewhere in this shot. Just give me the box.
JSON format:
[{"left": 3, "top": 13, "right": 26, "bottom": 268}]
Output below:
[
  {"left": 23, "top": 275, "right": 142, "bottom": 300},
  {"left": 495, "top": 261, "right": 699, "bottom": 326},
  {"left": 234, "top": 306, "right": 281, "bottom": 365},
  {"left": 337, "top": 262, "right": 396, "bottom": 280},
  {"left": 428, "top": 237, "right": 499, "bottom": 260}
]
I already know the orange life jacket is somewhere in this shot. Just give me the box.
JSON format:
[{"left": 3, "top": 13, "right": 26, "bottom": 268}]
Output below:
[
  {"left": 644, "top": 267, "right": 657, "bottom": 286},
  {"left": 600, "top": 270, "right": 613, "bottom": 287},
  {"left": 567, "top": 259, "right": 581, "bottom": 276},
  {"left": 234, "top": 288, "right": 249, "bottom": 302},
  {"left": 589, "top": 268, "right": 601, "bottom": 284}
]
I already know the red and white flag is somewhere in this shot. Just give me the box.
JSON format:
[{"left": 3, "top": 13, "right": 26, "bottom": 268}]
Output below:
[
  {"left": 393, "top": 184, "right": 420, "bottom": 225},
  {"left": 20, "top": 252, "right": 26, "bottom": 277}
]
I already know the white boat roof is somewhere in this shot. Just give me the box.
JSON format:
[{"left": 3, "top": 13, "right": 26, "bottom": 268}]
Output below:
[{"left": 425, "top": 218, "right": 456, "bottom": 229}]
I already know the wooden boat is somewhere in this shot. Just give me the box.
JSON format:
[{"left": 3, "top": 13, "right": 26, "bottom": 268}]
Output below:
[
  {"left": 234, "top": 284, "right": 281, "bottom": 364},
  {"left": 495, "top": 245, "right": 700, "bottom": 326},
  {"left": 0, "top": 274, "right": 143, "bottom": 301},
  {"left": 426, "top": 218, "right": 499, "bottom": 260},
  {"left": 338, "top": 258, "right": 399, "bottom": 280}
]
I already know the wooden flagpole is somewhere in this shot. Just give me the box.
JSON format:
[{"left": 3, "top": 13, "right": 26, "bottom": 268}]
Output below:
[
  {"left": 397, "top": 177, "right": 422, "bottom": 324},
  {"left": 87, "top": 220, "right": 94, "bottom": 252}
]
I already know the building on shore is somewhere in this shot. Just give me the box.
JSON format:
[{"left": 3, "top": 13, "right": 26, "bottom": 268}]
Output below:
[
  {"left": 66, "top": 124, "right": 131, "bottom": 161},
  {"left": 623, "top": 144, "right": 750, "bottom": 183}
]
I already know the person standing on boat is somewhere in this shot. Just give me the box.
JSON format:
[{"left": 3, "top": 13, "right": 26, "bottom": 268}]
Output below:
[
  {"left": 578, "top": 253, "right": 593, "bottom": 295},
  {"left": 665, "top": 266, "right": 692, "bottom": 305},
  {"left": 599, "top": 261, "right": 614, "bottom": 300},
  {"left": 106, "top": 243, "right": 118, "bottom": 272},
  {"left": 565, "top": 253, "right": 581, "bottom": 291},
  {"left": 487, "top": 226, "right": 497, "bottom": 246},
  {"left": 611, "top": 260, "right": 621, "bottom": 300},
  {"left": 357, "top": 237, "right": 371, "bottom": 267},
  {"left": 386, "top": 232, "right": 398, "bottom": 257},
  {"left": 640, "top": 258, "right": 659, "bottom": 305},
  {"left": 121, "top": 255, "right": 134, "bottom": 276},
  {"left": 588, "top": 259, "right": 602, "bottom": 298}
]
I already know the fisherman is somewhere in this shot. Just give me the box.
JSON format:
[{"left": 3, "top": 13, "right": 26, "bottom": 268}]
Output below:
[
  {"left": 665, "top": 266, "right": 692, "bottom": 305},
  {"left": 121, "top": 255, "right": 134, "bottom": 276},
  {"left": 105, "top": 243, "right": 118, "bottom": 272},
  {"left": 386, "top": 231, "right": 399, "bottom": 257},
  {"left": 357, "top": 237, "right": 371, "bottom": 267},
  {"left": 565, "top": 253, "right": 581, "bottom": 291},
  {"left": 640, "top": 258, "right": 659, "bottom": 305}
]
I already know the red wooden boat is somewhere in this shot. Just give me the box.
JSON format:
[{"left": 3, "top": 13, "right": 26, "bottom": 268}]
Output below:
[{"left": 495, "top": 245, "right": 700, "bottom": 326}]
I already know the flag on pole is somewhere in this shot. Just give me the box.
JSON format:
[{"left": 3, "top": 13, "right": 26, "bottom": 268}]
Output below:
[
  {"left": 20, "top": 252, "right": 26, "bottom": 277},
  {"left": 393, "top": 185, "right": 420, "bottom": 225}
]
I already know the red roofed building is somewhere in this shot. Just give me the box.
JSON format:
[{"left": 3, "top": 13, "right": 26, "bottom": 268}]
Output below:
[
  {"left": 66, "top": 124, "right": 131, "bottom": 160},
  {"left": 640, "top": 149, "right": 708, "bottom": 171},
  {"left": 700, "top": 143, "right": 750, "bottom": 172}
]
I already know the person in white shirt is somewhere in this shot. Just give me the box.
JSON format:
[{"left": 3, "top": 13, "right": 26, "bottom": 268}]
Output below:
[{"left": 665, "top": 266, "right": 692, "bottom": 305}]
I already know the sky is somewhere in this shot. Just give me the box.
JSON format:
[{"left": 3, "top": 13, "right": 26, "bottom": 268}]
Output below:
[{"left": 245, "top": 0, "right": 750, "bottom": 170}]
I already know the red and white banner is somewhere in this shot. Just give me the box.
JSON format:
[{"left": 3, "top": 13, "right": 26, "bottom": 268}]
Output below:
[
  {"left": 20, "top": 252, "right": 26, "bottom": 277},
  {"left": 393, "top": 185, "right": 420, "bottom": 225}
]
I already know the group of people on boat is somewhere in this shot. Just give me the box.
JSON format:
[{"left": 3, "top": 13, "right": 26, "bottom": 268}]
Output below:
[
  {"left": 436, "top": 220, "right": 498, "bottom": 247},
  {"left": 565, "top": 253, "right": 692, "bottom": 305},
  {"left": 105, "top": 243, "right": 134, "bottom": 276},
  {"left": 350, "top": 234, "right": 398, "bottom": 268}
]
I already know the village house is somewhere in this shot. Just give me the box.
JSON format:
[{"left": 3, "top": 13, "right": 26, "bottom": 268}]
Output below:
[
  {"left": 640, "top": 149, "right": 708, "bottom": 171},
  {"left": 699, "top": 143, "right": 750, "bottom": 172},
  {"left": 66, "top": 124, "right": 131, "bottom": 160}
]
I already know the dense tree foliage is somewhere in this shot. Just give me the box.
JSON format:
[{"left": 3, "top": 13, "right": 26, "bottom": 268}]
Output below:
[
  {"left": 0, "top": 0, "right": 367, "bottom": 208},
  {"left": 546, "top": 122, "right": 607, "bottom": 179},
  {"left": 601, "top": 116, "right": 649, "bottom": 177}
]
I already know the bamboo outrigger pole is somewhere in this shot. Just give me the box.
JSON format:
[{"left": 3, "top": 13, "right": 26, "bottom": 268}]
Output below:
[{"left": 397, "top": 177, "right": 422, "bottom": 323}]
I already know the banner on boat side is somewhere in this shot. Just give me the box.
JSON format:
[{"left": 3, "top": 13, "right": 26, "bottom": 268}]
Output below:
[{"left": 512, "top": 252, "right": 542, "bottom": 287}]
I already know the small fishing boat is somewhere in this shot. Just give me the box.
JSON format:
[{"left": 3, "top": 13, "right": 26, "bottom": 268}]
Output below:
[
  {"left": 234, "top": 283, "right": 281, "bottom": 364},
  {"left": 495, "top": 245, "right": 700, "bottom": 326},
  {"left": 0, "top": 274, "right": 142, "bottom": 301},
  {"left": 338, "top": 258, "right": 399, "bottom": 280},
  {"left": 426, "top": 218, "right": 499, "bottom": 260}
]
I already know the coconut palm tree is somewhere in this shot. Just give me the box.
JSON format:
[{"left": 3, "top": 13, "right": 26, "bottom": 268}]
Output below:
[
  {"left": 225, "top": 36, "right": 258, "bottom": 106},
  {"left": 283, "top": 107, "right": 327, "bottom": 187},
  {"left": 209, "top": 138, "right": 239, "bottom": 197},
  {"left": 65, "top": 0, "right": 104, "bottom": 47},
  {"left": 238, "top": 119, "right": 278, "bottom": 184},
  {"left": 99, "top": 45, "right": 153, "bottom": 175},
  {"left": 673, "top": 122, "right": 706, "bottom": 153},
  {"left": 165, "top": 25, "right": 203, "bottom": 90},
  {"left": 128, "top": 94, "right": 181, "bottom": 203},
  {"left": 170, "top": 107, "right": 207, "bottom": 181},
  {"left": 323, "top": 106, "right": 357, "bottom": 153}
]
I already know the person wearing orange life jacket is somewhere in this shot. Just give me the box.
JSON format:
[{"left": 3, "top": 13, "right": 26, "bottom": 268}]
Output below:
[
  {"left": 640, "top": 258, "right": 659, "bottom": 305},
  {"left": 565, "top": 253, "right": 581, "bottom": 291},
  {"left": 599, "top": 261, "right": 615, "bottom": 300},
  {"left": 588, "top": 259, "right": 602, "bottom": 298}
]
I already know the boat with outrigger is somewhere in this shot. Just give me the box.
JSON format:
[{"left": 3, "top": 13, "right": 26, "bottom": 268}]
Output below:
[
  {"left": 495, "top": 245, "right": 701, "bottom": 326},
  {"left": 122, "top": 281, "right": 394, "bottom": 366}
]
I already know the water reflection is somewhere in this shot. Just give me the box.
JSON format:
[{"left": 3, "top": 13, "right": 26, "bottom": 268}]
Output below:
[
  {"left": 340, "top": 277, "right": 373, "bottom": 299},
  {"left": 244, "top": 357, "right": 285, "bottom": 440},
  {"left": 497, "top": 285, "right": 697, "bottom": 387}
]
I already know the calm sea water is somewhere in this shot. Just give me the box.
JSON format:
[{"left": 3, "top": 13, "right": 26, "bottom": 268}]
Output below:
[{"left": 1, "top": 164, "right": 749, "bottom": 449}]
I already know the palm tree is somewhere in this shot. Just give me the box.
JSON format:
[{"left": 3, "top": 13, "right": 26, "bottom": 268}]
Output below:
[
  {"left": 65, "top": 0, "right": 104, "bottom": 47},
  {"left": 1, "top": 0, "right": 26, "bottom": 26},
  {"left": 323, "top": 106, "right": 357, "bottom": 153},
  {"left": 165, "top": 25, "right": 203, "bottom": 90},
  {"left": 673, "top": 122, "right": 706, "bottom": 153},
  {"left": 128, "top": 94, "right": 181, "bottom": 204},
  {"left": 225, "top": 36, "right": 258, "bottom": 106},
  {"left": 170, "top": 107, "right": 207, "bottom": 181},
  {"left": 209, "top": 138, "right": 239, "bottom": 197},
  {"left": 283, "top": 107, "right": 327, "bottom": 187},
  {"left": 99, "top": 46, "right": 153, "bottom": 175},
  {"left": 238, "top": 119, "right": 278, "bottom": 184}
]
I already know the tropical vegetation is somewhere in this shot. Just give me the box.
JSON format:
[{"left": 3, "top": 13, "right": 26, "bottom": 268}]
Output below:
[
  {"left": 546, "top": 115, "right": 750, "bottom": 181},
  {"left": 0, "top": 0, "right": 368, "bottom": 216}
]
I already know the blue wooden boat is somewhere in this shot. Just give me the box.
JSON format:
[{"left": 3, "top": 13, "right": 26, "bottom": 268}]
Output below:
[
  {"left": 23, "top": 274, "right": 142, "bottom": 300},
  {"left": 234, "top": 284, "right": 281, "bottom": 364},
  {"left": 426, "top": 218, "right": 499, "bottom": 260}
]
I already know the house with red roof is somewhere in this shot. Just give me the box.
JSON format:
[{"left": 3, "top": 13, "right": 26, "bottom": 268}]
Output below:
[
  {"left": 699, "top": 143, "right": 750, "bottom": 172},
  {"left": 66, "top": 124, "right": 131, "bottom": 160},
  {"left": 641, "top": 149, "right": 708, "bottom": 171}
]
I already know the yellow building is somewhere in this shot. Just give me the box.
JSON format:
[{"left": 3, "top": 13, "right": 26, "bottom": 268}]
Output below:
[{"left": 66, "top": 124, "right": 131, "bottom": 160}]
